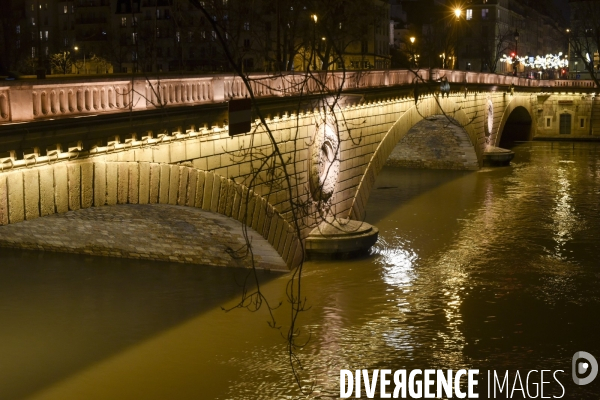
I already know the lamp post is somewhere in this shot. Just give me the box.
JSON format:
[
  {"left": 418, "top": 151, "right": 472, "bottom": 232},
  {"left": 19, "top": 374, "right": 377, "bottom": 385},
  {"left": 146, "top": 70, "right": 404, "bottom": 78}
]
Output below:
[
  {"left": 513, "top": 29, "right": 519, "bottom": 76},
  {"left": 74, "top": 45, "right": 86, "bottom": 74},
  {"left": 409, "top": 36, "right": 416, "bottom": 67},
  {"left": 311, "top": 14, "right": 317, "bottom": 70},
  {"left": 454, "top": 8, "right": 462, "bottom": 70}
]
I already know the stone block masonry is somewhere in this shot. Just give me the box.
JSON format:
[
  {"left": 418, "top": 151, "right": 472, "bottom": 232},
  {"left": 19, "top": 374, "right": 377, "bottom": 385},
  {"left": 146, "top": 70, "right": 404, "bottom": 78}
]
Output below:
[
  {"left": 0, "top": 204, "right": 287, "bottom": 270},
  {"left": 0, "top": 161, "right": 300, "bottom": 270},
  {"left": 385, "top": 116, "right": 479, "bottom": 170}
]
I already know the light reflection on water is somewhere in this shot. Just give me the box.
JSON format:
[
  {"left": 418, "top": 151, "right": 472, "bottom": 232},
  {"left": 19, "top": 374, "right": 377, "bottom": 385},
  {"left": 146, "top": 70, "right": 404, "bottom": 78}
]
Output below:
[{"left": 1, "top": 142, "right": 600, "bottom": 399}]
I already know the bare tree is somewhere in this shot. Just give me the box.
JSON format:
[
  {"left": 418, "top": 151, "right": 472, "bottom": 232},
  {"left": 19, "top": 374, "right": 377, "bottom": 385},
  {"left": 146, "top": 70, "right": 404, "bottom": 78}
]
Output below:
[
  {"left": 49, "top": 51, "right": 74, "bottom": 74},
  {"left": 568, "top": 0, "right": 600, "bottom": 87}
]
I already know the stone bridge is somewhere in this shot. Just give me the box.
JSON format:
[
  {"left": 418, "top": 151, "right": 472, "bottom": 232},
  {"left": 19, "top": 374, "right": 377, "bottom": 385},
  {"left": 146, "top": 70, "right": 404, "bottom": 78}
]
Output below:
[{"left": 0, "top": 69, "right": 598, "bottom": 269}]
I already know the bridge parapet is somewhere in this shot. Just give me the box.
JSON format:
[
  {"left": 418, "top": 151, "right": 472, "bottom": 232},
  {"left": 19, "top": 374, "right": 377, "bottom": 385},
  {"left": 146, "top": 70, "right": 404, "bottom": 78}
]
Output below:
[{"left": 1, "top": 69, "right": 584, "bottom": 124}]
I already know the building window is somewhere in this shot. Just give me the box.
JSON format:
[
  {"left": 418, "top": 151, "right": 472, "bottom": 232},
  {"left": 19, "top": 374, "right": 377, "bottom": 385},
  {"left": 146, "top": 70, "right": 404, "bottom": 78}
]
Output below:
[
  {"left": 156, "top": 28, "right": 160, "bottom": 38},
  {"left": 579, "top": 117, "right": 586, "bottom": 128},
  {"left": 559, "top": 114, "right": 571, "bottom": 134},
  {"left": 482, "top": 9, "right": 489, "bottom": 19},
  {"left": 201, "top": 31, "right": 206, "bottom": 39},
  {"left": 16, "top": 25, "right": 20, "bottom": 34},
  {"left": 32, "top": 17, "right": 35, "bottom": 26},
  {"left": 16, "top": 40, "right": 20, "bottom": 49},
  {"left": 45, "top": 46, "right": 48, "bottom": 56},
  {"left": 64, "top": 5, "right": 67, "bottom": 13},
  {"left": 32, "top": 47, "right": 36, "bottom": 57},
  {"left": 121, "top": 17, "right": 127, "bottom": 27},
  {"left": 466, "top": 9, "right": 472, "bottom": 20},
  {"left": 176, "top": 31, "right": 180, "bottom": 42},
  {"left": 211, "top": 31, "right": 216, "bottom": 40},
  {"left": 132, "top": 32, "right": 138, "bottom": 43},
  {"left": 44, "top": 31, "right": 48, "bottom": 41},
  {"left": 545, "top": 117, "right": 552, "bottom": 128},
  {"left": 243, "top": 39, "right": 250, "bottom": 48},
  {"left": 243, "top": 22, "right": 249, "bottom": 30},
  {"left": 188, "top": 31, "right": 193, "bottom": 42}
]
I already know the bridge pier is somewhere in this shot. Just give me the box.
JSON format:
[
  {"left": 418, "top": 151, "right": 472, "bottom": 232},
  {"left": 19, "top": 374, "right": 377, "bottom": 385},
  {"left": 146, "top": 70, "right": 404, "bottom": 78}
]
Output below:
[{"left": 305, "top": 218, "right": 379, "bottom": 259}]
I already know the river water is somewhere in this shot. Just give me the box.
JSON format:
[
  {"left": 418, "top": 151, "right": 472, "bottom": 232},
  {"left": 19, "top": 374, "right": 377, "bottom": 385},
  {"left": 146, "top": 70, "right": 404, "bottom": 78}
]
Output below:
[{"left": 1, "top": 142, "right": 599, "bottom": 399}]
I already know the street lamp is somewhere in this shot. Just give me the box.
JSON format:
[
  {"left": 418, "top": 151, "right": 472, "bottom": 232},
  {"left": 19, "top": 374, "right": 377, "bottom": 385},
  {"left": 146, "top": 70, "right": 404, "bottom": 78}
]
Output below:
[
  {"left": 513, "top": 29, "right": 519, "bottom": 76},
  {"left": 311, "top": 14, "right": 318, "bottom": 70},
  {"left": 454, "top": 7, "right": 463, "bottom": 70},
  {"left": 74, "top": 45, "right": 86, "bottom": 74},
  {"left": 409, "top": 36, "right": 416, "bottom": 67}
]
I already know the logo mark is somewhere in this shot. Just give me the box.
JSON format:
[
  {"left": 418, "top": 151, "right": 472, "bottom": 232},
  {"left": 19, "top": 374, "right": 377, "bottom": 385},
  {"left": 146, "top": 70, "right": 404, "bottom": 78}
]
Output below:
[{"left": 572, "top": 351, "right": 598, "bottom": 386}]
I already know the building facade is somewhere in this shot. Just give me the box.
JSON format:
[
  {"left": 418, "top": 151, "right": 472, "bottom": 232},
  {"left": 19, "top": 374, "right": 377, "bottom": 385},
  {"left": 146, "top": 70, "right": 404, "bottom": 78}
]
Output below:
[{"left": 2, "top": 0, "right": 392, "bottom": 75}]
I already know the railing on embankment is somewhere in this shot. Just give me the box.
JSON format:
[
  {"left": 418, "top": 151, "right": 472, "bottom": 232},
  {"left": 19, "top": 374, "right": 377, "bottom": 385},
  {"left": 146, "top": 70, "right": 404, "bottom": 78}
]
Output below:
[{"left": 0, "top": 69, "right": 595, "bottom": 125}]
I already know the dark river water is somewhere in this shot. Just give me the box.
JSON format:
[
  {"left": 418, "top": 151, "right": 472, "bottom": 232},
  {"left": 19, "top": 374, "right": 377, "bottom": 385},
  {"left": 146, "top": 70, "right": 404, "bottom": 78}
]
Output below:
[{"left": 1, "top": 142, "right": 599, "bottom": 399}]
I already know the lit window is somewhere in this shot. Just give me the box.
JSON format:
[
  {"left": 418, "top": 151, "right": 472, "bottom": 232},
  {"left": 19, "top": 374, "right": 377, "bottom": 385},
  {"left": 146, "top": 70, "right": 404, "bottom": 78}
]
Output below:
[
  {"left": 32, "top": 47, "right": 36, "bottom": 57},
  {"left": 482, "top": 9, "right": 489, "bottom": 19},
  {"left": 201, "top": 31, "right": 206, "bottom": 39},
  {"left": 243, "top": 22, "right": 249, "bottom": 30},
  {"left": 63, "top": 5, "right": 67, "bottom": 13},
  {"left": 16, "top": 25, "right": 20, "bottom": 34},
  {"left": 121, "top": 17, "right": 126, "bottom": 27},
  {"left": 133, "top": 32, "right": 138, "bottom": 43},
  {"left": 211, "top": 30, "right": 216, "bottom": 40},
  {"left": 466, "top": 9, "right": 472, "bottom": 20},
  {"left": 223, "top": 0, "right": 227, "bottom": 5},
  {"left": 32, "top": 17, "right": 35, "bottom": 26},
  {"left": 176, "top": 31, "right": 180, "bottom": 42},
  {"left": 45, "top": 31, "right": 48, "bottom": 40}
]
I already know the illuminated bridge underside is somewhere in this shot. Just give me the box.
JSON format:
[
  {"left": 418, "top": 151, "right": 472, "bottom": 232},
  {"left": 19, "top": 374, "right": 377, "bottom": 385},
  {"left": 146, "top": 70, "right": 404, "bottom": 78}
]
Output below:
[
  {"left": 0, "top": 204, "right": 286, "bottom": 270},
  {"left": 385, "top": 116, "right": 479, "bottom": 171}
]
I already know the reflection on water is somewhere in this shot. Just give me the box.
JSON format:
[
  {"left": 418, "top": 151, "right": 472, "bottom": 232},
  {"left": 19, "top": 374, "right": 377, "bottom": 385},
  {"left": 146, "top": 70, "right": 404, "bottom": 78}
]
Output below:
[{"left": 1, "top": 142, "right": 600, "bottom": 399}]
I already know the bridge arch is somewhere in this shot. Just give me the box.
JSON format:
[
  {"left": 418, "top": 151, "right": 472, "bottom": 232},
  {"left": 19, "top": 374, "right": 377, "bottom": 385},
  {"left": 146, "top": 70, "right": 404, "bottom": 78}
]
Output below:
[
  {"left": 348, "top": 95, "right": 482, "bottom": 220},
  {"left": 494, "top": 96, "right": 534, "bottom": 147},
  {"left": 0, "top": 162, "right": 300, "bottom": 269}
]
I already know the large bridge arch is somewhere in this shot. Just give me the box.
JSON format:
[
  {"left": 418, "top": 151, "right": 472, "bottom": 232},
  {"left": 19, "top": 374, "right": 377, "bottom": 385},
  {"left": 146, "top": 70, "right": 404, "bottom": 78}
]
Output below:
[
  {"left": 348, "top": 95, "right": 482, "bottom": 221},
  {"left": 0, "top": 161, "right": 301, "bottom": 269},
  {"left": 494, "top": 95, "right": 535, "bottom": 147}
]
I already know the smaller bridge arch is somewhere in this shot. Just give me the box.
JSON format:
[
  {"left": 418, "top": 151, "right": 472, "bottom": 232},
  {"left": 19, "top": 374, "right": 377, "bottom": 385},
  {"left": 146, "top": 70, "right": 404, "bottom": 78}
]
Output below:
[
  {"left": 348, "top": 95, "right": 482, "bottom": 221},
  {"left": 494, "top": 96, "right": 535, "bottom": 147},
  {"left": 0, "top": 162, "right": 301, "bottom": 269}
]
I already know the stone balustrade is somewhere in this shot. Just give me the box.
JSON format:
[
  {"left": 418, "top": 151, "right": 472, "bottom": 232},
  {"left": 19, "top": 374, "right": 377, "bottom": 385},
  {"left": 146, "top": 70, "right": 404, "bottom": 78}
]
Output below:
[{"left": 1, "top": 69, "right": 594, "bottom": 125}]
